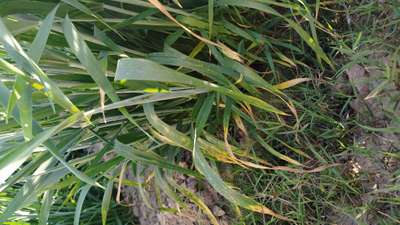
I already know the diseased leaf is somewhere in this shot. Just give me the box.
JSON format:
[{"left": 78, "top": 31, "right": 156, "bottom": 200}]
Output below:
[
  {"left": 274, "top": 78, "right": 311, "bottom": 90},
  {"left": 168, "top": 176, "right": 220, "bottom": 225},
  {"left": 192, "top": 131, "right": 291, "bottom": 221}
]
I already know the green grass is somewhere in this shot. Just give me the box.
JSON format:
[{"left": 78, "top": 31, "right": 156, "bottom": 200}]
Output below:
[
  {"left": 234, "top": 1, "right": 400, "bottom": 224},
  {"left": 0, "top": 0, "right": 399, "bottom": 224}
]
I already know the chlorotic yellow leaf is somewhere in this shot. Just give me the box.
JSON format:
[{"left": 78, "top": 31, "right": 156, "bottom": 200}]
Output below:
[{"left": 274, "top": 78, "right": 311, "bottom": 90}]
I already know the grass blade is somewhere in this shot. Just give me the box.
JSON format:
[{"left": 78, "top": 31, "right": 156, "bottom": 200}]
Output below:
[
  {"left": 0, "top": 112, "right": 83, "bottom": 185},
  {"left": 113, "top": 8, "right": 158, "bottom": 30},
  {"left": 94, "top": 26, "right": 123, "bottom": 53},
  {"left": 28, "top": 5, "right": 59, "bottom": 63},
  {"left": 102, "top": 176, "right": 114, "bottom": 225},
  {"left": 192, "top": 131, "right": 291, "bottom": 221},
  {"left": 116, "top": 58, "right": 285, "bottom": 114},
  {"left": 254, "top": 134, "right": 302, "bottom": 166},
  {"left": 14, "top": 76, "right": 32, "bottom": 140},
  {"left": 46, "top": 144, "right": 103, "bottom": 188},
  {"left": 62, "top": 0, "right": 123, "bottom": 39},
  {"left": 1, "top": 165, "right": 69, "bottom": 221},
  {"left": 63, "top": 16, "right": 152, "bottom": 139},
  {"left": 274, "top": 78, "right": 311, "bottom": 90},
  {"left": 195, "top": 93, "right": 215, "bottom": 135},
  {"left": 74, "top": 185, "right": 92, "bottom": 225},
  {"left": 168, "top": 177, "right": 220, "bottom": 225},
  {"left": 85, "top": 88, "right": 208, "bottom": 116},
  {"left": 208, "top": 0, "right": 214, "bottom": 38},
  {"left": 144, "top": 103, "right": 261, "bottom": 163},
  {"left": 148, "top": 0, "right": 242, "bottom": 62},
  {"left": 217, "top": 0, "right": 332, "bottom": 66},
  {"left": 3, "top": 3, "right": 58, "bottom": 140},
  {"left": 154, "top": 169, "right": 184, "bottom": 206},
  {"left": 38, "top": 190, "right": 54, "bottom": 225},
  {"left": 0, "top": 17, "right": 80, "bottom": 113},
  {"left": 114, "top": 141, "right": 201, "bottom": 178}
]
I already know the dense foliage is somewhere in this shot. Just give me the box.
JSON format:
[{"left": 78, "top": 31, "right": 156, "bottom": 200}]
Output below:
[{"left": 0, "top": 0, "right": 398, "bottom": 224}]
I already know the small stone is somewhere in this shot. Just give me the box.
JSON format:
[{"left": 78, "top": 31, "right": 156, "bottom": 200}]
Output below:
[{"left": 212, "top": 206, "right": 225, "bottom": 217}]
